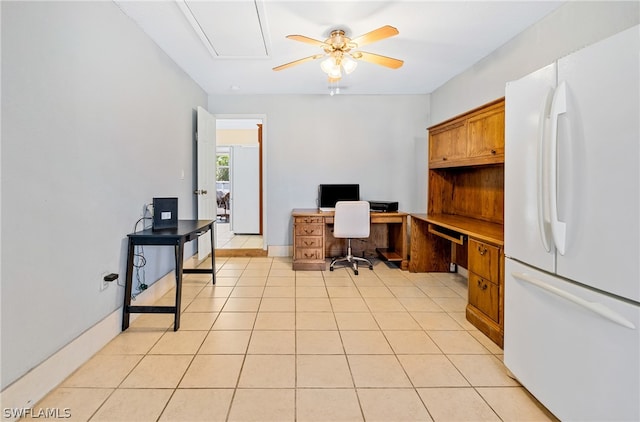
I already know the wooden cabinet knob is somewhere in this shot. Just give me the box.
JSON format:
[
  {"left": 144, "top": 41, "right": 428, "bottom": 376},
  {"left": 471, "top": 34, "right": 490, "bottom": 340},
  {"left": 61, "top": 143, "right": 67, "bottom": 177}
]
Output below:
[{"left": 477, "top": 245, "right": 488, "bottom": 255}]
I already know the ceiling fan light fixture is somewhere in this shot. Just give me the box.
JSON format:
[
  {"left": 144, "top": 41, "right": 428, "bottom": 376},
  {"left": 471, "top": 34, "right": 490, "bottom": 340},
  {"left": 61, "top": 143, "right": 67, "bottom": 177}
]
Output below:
[
  {"left": 320, "top": 56, "right": 336, "bottom": 74},
  {"left": 328, "top": 66, "right": 342, "bottom": 79},
  {"left": 342, "top": 55, "right": 358, "bottom": 74},
  {"left": 321, "top": 56, "right": 342, "bottom": 79}
]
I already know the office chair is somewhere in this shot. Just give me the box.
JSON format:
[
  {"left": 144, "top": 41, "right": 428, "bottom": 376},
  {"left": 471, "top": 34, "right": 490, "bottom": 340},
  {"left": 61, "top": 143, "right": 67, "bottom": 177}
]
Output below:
[{"left": 330, "top": 201, "right": 374, "bottom": 275}]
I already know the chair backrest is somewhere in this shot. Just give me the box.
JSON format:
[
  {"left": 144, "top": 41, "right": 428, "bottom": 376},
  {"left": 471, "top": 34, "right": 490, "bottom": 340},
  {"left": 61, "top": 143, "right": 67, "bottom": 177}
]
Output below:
[{"left": 333, "top": 201, "right": 370, "bottom": 239}]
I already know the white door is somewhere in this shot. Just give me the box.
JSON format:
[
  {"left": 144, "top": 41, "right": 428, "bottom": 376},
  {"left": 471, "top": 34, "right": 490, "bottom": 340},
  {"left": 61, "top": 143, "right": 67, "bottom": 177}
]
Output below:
[
  {"left": 196, "top": 106, "right": 216, "bottom": 260},
  {"left": 553, "top": 25, "right": 639, "bottom": 302},
  {"left": 504, "top": 63, "right": 556, "bottom": 273},
  {"left": 230, "top": 145, "right": 259, "bottom": 234}
]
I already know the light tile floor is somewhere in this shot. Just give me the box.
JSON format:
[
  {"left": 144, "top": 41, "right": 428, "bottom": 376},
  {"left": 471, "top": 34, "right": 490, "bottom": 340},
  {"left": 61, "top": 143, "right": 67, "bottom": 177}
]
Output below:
[
  {"left": 216, "top": 223, "right": 263, "bottom": 249},
  {"left": 27, "top": 257, "right": 558, "bottom": 422}
]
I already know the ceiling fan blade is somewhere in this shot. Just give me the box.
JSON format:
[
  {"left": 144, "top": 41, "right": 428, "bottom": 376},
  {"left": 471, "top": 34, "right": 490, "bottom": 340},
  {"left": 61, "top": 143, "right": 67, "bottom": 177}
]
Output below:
[
  {"left": 350, "top": 25, "right": 399, "bottom": 47},
  {"left": 272, "top": 54, "right": 324, "bottom": 71},
  {"left": 353, "top": 51, "right": 404, "bottom": 69},
  {"left": 286, "top": 34, "right": 329, "bottom": 47}
]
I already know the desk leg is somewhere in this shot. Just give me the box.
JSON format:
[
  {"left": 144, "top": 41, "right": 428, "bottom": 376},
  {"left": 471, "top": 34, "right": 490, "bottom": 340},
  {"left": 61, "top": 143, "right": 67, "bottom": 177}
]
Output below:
[
  {"left": 122, "top": 239, "right": 135, "bottom": 331},
  {"left": 210, "top": 224, "right": 216, "bottom": 285},
  {"left": 400, "top": 216, "right": 408, "bottom": 270},
  {"left": 173, "top": 241, "right": 185, "bottom": 331}
]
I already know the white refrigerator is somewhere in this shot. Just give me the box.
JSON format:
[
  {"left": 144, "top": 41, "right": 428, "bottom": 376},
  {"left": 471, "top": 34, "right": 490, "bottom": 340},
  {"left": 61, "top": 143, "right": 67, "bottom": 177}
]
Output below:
[
  {"left": 504, "top": 25, "right": 639, "bottom": 421},
  {"left": 230, "top": 145, "right": 260, "bottom": 234}
]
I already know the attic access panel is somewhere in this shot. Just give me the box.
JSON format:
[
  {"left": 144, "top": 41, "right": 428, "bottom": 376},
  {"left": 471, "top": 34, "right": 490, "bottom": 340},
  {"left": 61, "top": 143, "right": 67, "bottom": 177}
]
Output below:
[{"left": 180, "top": 0, "right": 268, "bottom": 58}]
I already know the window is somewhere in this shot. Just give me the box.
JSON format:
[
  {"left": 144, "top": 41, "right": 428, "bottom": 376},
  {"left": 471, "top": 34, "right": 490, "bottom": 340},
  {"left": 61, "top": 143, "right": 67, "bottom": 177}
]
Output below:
[{"left": 216, "top": 147, "right": 230, "bottom": 192}]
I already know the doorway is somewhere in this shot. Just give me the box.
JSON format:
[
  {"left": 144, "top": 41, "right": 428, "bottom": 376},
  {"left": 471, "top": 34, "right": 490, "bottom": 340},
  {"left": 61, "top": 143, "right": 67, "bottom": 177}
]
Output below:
[{"left": 214, "top": 117, "right": 265, "bottom": 255}]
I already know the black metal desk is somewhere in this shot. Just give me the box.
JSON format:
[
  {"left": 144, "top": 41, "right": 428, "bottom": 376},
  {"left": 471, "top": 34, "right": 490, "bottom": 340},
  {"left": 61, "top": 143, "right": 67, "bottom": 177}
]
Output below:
[{"left": 122, "top": 220, "right": 215, "bottom": 331}]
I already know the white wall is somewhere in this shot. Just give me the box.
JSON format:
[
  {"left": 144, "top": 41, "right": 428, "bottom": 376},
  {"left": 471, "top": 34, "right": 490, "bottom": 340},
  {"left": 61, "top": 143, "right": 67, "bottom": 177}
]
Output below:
[
  {"left": 208, "top": 94, "right": 430, "bottom": 248},
  {"left": 217, "top": 129, "right": 259, "bottom": 146},
  {"left": 430, "top": 1, "right": 640, "bottom": 124},
  {"left": 1, "top": 1, "right": 207, "bottom": 389}
]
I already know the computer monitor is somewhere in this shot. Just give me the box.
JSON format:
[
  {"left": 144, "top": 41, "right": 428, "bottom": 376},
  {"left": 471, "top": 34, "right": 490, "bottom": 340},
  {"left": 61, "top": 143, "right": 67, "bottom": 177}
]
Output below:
[{"left": 318, "top": 184, "right": 360, "bottom": 209}]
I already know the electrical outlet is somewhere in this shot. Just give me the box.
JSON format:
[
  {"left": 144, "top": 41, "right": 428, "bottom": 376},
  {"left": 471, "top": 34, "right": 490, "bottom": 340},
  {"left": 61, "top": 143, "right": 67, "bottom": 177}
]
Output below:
[
  {"left": 100, "top": 271, "right": 110, "bottom": 291},
  {"left": 141, "top": 203, "right": 153, "bottom": 218}
]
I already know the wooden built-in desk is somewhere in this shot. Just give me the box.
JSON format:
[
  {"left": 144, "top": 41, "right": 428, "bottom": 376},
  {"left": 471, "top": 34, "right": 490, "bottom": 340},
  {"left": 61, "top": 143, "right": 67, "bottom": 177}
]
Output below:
[
  {"left": 292, "top": 209, "right": 408, "bottom": 271},
  {"left": 409, "top": 213, "right": 503, "bottom": 272},
  {"left": 410, "top": 213, "right": 505, "bottom": 347}
]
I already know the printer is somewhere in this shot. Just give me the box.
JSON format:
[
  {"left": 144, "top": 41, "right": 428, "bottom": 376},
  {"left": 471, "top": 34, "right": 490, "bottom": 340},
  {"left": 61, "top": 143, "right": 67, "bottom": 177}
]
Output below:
[{"left": 368, "top": 200, "right": 399, "bottom": 212}]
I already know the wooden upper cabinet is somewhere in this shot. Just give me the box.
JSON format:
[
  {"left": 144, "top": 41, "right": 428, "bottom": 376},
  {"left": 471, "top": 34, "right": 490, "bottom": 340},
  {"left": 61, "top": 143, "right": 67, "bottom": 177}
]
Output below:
[
  {"left": 429, "top": 120, "right": 467, "bottom": 164},
  {"left": 429, "top": 98, "right": 505, "bottom": 168},
  {"left": 467, "top": 102, "right": 505, "bottom": 160}
]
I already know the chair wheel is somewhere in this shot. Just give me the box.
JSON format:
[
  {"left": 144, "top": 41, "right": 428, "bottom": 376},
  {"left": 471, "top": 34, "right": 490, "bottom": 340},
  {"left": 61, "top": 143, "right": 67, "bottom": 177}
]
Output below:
[
  {"left": 354, "top": 270, "right": 359, "bottom": 275},
  {"left": 369, "top": 265, "right": 373, "bottom": 270},
  {"left": 330, "top": 267, "right": 334, "bottom": 271}
]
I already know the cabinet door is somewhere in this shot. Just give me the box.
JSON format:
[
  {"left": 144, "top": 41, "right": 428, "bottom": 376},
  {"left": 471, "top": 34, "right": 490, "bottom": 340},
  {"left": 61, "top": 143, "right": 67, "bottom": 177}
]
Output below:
[
  {"left": 467, "top": 106, "right": 504, "bottom": 160},
  {"left": 469, "top": 272, "right": 500, "bottom": 322},
  {"left": 429, "top": 121, "right": 467, "bottom": 164}
]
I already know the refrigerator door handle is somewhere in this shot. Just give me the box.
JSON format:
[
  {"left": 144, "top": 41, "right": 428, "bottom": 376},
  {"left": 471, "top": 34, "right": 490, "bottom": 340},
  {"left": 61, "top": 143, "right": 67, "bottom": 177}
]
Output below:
[
  {"left": 548, "top": 81, "right": 568, "bottom": 255},
  {"left": 537, "top": 88, "right": 554, "bottom": 253},
  {"left": 512, "top": 271, "right": 636, "bottom": 329}
]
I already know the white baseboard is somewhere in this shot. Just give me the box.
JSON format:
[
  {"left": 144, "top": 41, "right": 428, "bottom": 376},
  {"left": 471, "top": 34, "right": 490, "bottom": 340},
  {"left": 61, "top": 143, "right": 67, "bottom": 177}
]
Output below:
[
  {"left": 268, "top": 245, "right": 292, "bottom": 257},
  {"left": 0, "top": 267, "right": 180, "bottom": 421}
]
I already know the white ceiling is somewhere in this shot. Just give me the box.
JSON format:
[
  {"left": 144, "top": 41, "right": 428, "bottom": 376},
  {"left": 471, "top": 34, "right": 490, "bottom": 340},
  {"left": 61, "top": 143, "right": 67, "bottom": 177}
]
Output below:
[{"left": 115, "top": 0, "right": 564, "bottom": 96}]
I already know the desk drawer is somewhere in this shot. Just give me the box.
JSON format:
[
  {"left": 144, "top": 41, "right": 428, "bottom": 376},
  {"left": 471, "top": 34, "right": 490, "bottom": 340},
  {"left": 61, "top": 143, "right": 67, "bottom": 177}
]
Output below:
[
  {"left": 295, "top": 217, "right": 323, "bottom": 224},
  {"left": 295, "top": 248, "right": 323, "bottom": 260},
  {"left": 469, "top": 272, "right": 500, "bottom": 323},
  {"left": 468, "top": 238, "right": 500, "bottom": 282},
  {"left": 295, "top": 224, "right": 324, "bottom": 237},
  {"left": 296, "top": 236, "right": 322, "bottom": 248}
]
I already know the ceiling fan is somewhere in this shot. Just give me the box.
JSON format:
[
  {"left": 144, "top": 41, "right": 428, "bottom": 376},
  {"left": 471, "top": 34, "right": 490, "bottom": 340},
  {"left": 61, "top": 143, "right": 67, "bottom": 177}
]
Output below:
[{"left": 273, "top": 25, "right": 404, "bottom": 82}]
